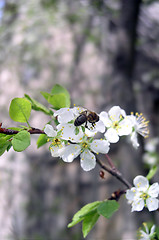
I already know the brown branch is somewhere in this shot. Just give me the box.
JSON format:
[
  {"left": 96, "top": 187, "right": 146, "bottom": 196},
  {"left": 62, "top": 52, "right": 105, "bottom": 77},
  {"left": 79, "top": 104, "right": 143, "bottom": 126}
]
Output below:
[
  {"left": 96, "top": 157, "right": 132, "bottom": 189},
  {"left": 0, "top": 126, "right": 45, "bottom": 135}
]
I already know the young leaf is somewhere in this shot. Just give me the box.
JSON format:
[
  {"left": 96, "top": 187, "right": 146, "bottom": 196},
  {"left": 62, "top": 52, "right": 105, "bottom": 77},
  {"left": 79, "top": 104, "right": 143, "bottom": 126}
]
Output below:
[
  {"left": 0, "top": 138, "right": 11, "bottom": 156},
  {"left": 51, "top": 84, "right": 70, "bottom": 108},
  {"left": 82, "top": 211, "right": 100, "bottom": 238},
  {"left": 12, "top": 130, "right": 30, "bottom": 152},
  {"left": 37, "top": 134, "right": 48, "bottom": 148},
  {"left": 40, "top": 91, "right": 50, "bottom": 101},
  {"left": 68, "top": 201, "right": 101, "bottom": 228},
  {"left": 97, "top": 200, "right": 119, "bottom": 219},
  {"left": 24, "top": 94, "right": 52, "bottom": 116},
  {"left": 146, "top": 165, "right": 158, "bottom": 180},
  {"left": 48, "top": 93, "right": 70, "bottom": 109},
  {"left": 9, "top": 98, "right": 31, "bottom": 123},
  {"left": 41, "top": 84, "right": 71, "bottom": 109}
]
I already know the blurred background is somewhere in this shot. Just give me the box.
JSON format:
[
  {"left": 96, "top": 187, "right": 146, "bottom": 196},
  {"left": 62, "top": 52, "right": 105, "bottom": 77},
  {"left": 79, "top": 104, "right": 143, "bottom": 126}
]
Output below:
[{"left": 0, "top": 0, "right": 159, "bottom": 239}]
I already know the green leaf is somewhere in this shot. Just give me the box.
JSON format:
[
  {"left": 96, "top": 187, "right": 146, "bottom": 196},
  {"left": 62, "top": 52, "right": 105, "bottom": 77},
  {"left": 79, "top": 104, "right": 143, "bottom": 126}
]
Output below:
[
  {"left": 40, "top": 91, "right": 50, "bottom": 101},
  {"left": 37, "top": 134, "right": 48, "bottom": 148},
  {"left": 82, "top": 211, "right": 99, "bottom": 238},
  {"left": 41, "top": 84, "right": 71, "bottom": 110},
  {"left": 48, "top": 93, "right": 70, "bottom": 109},
  {"left": 51, "top": 84, "right": 70, "bottom": 108},
  {"left": 0, "top": 138, "right": 11, "bottom": 156},
  {"left": 146, "top": 165, "right": 158, "bottom": 180},
  {"left": 9, "top": 98, "right": 31, "bottom": 123},
  {"left": 68, "top": 201, "right": 101, "bottom": 228},
  {"left": 156, "top": 226, "right": 159, "bottom": 239},
  {"left": 97, "top": 200, "right": 119, "bottom": 219},
  {"left": 24, "top": 94, "right": 52, "bottom": 116},
  {"left": 12, "top": 131, "right": 30, "bottom": 152}
]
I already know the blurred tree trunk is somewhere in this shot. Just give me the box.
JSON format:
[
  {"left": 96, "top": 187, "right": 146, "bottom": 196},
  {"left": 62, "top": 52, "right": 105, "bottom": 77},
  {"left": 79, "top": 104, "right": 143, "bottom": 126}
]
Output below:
[
  {"left": 111, "top": 0, "right": 142, "bottom": 111},
  {"left": 101, "top": 1, "right": 145, "bottom": 239}
]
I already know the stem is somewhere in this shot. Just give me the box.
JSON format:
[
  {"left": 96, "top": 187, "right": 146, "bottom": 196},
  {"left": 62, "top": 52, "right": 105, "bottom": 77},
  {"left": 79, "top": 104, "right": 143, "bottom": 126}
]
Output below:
[
  {"left": 0, "top": 126, "right": 45, "bottom": 135},
  {"left": 105, "top": 154, "right": 116, "bottom": 169},
  {"left": 96, "top": 157, "right": 132, "bottom": 189}
]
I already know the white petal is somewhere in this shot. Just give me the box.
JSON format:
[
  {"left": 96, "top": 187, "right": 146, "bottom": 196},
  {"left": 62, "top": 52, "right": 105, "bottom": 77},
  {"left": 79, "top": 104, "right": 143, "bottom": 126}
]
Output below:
[
  {"left": 72, "top": 106, "right": 85, "bottom": 116},
  {"left": 130, "top": 132, "right": 139, "bottom": 148},
  {"left": 90, "top": 139, "right": 110, "bottom": 154},
  {"left": 108, "top": 106, "right": 126, "bottom": 122},
  {"left": 131, "top": 198, "right": 144, "bottom": 212},
  {"left": 126, "top": 188, "right": 137, "bottom": 201},
  {"left": 44, "top": 124, "right": 57, "bottom": 137},
  {"left": 139, "top": 230, "right": 149, "bottom": 239},
  {"left": 50, "top": 143, "right": 65, "bottom": 157},
  {"left": 80, "top": 150, "right": 96, "bottom": 171},
  {"left": 54, "top": 108, "right": 71, "bottom": 116},
  {"left": 148, "top": 183, "right": 159, "bottom": 198},
  {"left": 150, "top": 225, "right": 156, "bottom": 235},
  {"left": 99, "top": 111, "right": 112, "bottom": 127},
  {"left": 85, "top": 128, "right": 97, "bottom": 137},
  {"left": 61, "top": 144, "right": 81, "bottom": 163},
  {"left": 133, "top": 175, "right": 149, "bottom": 191},
  {"left": 58, "top": 111, "right": 74, "bottom": 123},
  {"left": 57, "top": 123, "right": 84, "bottom": 142},
  {"left": 117, "top": 118, "right": 133, "bottom": 136},
  {"left": 104, "top": 128, "right": 119, "bottom": 143},
  {"left": 94, "top": 120, "right": 105, "bottom": 133},
  {"left": 146, "top": 198, "right": 159, "bottom": 211}
]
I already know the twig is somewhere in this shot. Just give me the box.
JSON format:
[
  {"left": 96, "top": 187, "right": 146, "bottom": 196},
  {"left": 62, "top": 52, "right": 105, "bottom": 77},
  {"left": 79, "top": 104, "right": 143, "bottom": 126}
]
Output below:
[
  {"left": 96, "top": 157, "right": 132, "bottom": 189},
  {"left": 0, "top": 126, "right": 45, "bottom": 135}
]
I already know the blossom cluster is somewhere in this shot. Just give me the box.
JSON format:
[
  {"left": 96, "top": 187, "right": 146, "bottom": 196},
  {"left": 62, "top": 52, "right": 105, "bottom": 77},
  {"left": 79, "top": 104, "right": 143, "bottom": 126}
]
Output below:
[
  {"left": 126, "top": 175, "right": 159, "bottom": 212},
  {"left": 44, "top": 105, "right": 149, "bottom": 171}
]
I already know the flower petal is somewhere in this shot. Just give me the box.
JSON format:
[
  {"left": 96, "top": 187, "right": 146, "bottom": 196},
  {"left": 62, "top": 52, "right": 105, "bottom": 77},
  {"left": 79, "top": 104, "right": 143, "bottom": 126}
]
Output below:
[
  {"left": 54, "top": 108, "right": 75, "bottom": 123},
  {"left": 146, "top": 198, "right": 159, "bottom": 211},
  {"left": 108, "top": 106, "right": 126, "bottom": 122},
  {"left": 117, "top": 118, "right": 133, "bottom": 136},
  {"left": 131, "top": 198, "right": 144, "bottom": 212},
  {"left": 90, "top": 139, "right": 110, "bottom": 154},
  {"left": 80, "top": 150, "right": 96, "bottom": 171},
  {"left": 61, "top": 144, "right": 81, "bottom": 162},
  {"left": 148, "top": 183, "right": 159, "bottom": 198},
  {"left": 57, "top": 123, "right": 84, "bottom": 142},
  {"left": 50, "top": 143, "right": 65, "bottom": 157},
  {"left": 94, "top": 120, "right": 105, "bottom": 133},
  {"left": 104, "top": 128, "right": 119, "bottom": 143},
  {"left": 99, "top": 111, "right": 112, "bottom": 127},
  {"left": 133, "top": 175, "right": 149, "bottom": 192},
  {"left": 44, "top": 124, "right": 57, "bottom": 137},
  {"left": 130, "top": 132, "right": 139, "bottom": 149},
  {"left": 126, "top": 188, "right": 137, "bottom": 201}
]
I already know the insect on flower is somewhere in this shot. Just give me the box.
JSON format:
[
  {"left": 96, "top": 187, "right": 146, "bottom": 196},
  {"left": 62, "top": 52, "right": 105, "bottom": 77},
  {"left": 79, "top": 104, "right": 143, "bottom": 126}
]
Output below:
[{"left": 74, "top": 110, "right": 99, "bottom": 129}]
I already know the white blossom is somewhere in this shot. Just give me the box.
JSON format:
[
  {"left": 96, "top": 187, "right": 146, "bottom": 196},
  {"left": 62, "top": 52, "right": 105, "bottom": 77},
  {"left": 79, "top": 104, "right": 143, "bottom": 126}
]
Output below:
[
  {"left": 44, "top": 124, "right": 65, "bottom": 157},
  {"left": 100, "top": 106, "right": 133, "bottom": 143},
  {"left": 61, "top": 137, "right": 110, "bottom": 171},
  {"left": 126, "top": 175, "right": 159, "bottom": 212},
  {"left": 139, "top": 223, "right": 156, "bottom": 240},
  {"left": 127, "top": 113, "right": 149, "bottom": 148}
]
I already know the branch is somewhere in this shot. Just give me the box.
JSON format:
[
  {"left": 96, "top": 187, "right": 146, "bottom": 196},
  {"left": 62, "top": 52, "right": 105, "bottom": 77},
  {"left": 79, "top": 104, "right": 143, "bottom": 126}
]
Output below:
[
  {"left": 96, "top": 157, "right": 132, "bottom": 189},
  {"left": 0, "top": 125, "right": 45, "bottom": 135}
]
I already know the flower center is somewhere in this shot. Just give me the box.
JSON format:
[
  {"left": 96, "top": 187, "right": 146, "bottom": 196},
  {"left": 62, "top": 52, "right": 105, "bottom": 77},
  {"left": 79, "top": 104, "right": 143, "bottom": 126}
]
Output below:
[
  {"left": 112, "top": 121, "right": 120, "bottom": 130},
  {"left": 140, "top": 192, "right": 149, "bottom": 200},
  {"left": 52, "top": 138, "right": 62, "bottom": 147}
]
